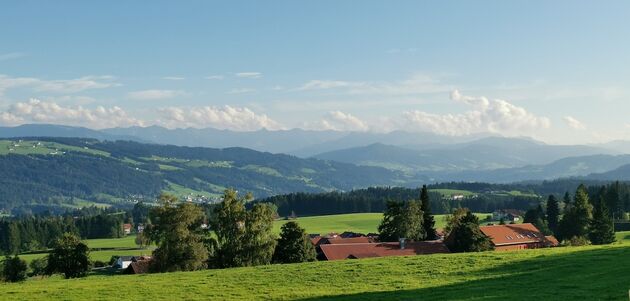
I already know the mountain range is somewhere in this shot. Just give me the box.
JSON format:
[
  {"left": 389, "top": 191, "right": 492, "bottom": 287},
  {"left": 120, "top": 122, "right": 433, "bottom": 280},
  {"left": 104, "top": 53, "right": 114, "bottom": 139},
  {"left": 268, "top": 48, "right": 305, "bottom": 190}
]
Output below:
[{"left": 1, "top": 124, "right": 630, "bottom": 186}]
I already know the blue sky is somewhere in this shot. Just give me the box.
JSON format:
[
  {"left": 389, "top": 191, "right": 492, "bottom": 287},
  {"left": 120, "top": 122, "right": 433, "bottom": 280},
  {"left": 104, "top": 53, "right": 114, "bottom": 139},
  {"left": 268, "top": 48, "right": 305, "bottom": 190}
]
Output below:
[{"left": 1, "top": 1, "right": 629, "bottom": 144}]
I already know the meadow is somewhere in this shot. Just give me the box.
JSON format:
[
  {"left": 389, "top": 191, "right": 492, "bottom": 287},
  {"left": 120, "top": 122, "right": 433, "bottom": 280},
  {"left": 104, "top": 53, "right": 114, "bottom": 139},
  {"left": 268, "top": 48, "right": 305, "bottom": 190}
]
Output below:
[{"left": 2, "top": 237, "right": 630, "bottom": 300}]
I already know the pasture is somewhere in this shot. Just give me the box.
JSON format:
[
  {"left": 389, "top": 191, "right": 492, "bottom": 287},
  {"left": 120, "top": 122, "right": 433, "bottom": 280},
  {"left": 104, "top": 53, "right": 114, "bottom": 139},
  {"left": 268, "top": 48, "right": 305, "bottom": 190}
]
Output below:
[{"left": 2, "top": 240, "right": 630, "bottom": 300}]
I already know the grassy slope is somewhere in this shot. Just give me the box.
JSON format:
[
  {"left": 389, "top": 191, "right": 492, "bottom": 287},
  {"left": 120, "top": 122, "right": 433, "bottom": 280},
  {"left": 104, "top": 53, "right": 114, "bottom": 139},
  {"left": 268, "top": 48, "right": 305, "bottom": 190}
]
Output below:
[
  {"left": 273, "top": 213, "right": 491, "bottom": 235},
  {"left": 2, "top": 241, "right": 630, "bottom": 300}
]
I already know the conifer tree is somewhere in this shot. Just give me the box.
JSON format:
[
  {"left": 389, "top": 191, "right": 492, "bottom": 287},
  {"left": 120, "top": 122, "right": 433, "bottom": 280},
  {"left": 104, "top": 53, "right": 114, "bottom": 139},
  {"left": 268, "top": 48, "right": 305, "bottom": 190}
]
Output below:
[
  {"left": 546, "top": 195, "right": 560, "bottom": 234},
  {"left": 420, "top": 185, "right": 437, "bottom": 240},
  {"left": 272, "top": 221, "right": 316, "bottom": 264},
  {"left": 589, "top": 198, "right": 615, "bottom": 245}
]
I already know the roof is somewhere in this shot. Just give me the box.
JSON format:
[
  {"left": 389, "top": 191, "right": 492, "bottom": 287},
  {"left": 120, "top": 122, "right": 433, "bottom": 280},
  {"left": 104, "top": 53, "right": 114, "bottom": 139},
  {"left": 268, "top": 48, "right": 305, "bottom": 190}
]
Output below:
[
  {"left": 320, "top": 240, "right": 450, "bottom": 261},
  {"left": 479, "top": 223, "right": 548, "bottom": 246},
  {"left": 124, "top": 260, "right": 152, "bottom": 274},
  {"left": 123, "top": 223, "right": 133, "bottom": 229},
  {"left": 323, "top": 237, "right": 374, "bottom": 245},
  {"left": 544, "top": 235, "right": 560, "bottom": 246},
  {"left": 310, "top": 236, "right": 324, "bottom": 246}
]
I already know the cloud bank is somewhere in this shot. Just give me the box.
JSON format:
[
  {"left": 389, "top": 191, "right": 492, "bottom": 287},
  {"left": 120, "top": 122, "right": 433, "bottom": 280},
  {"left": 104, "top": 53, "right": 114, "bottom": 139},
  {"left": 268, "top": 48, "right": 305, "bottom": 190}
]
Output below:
[
  {"left": 0, "top": 99, "right": 143, "bottom": 128},
  {"left": 399, "top": 90, "right": 551, "bottom": 136},
  {"left": 157, "top": 105, "right": 283, "bottom": 131}
]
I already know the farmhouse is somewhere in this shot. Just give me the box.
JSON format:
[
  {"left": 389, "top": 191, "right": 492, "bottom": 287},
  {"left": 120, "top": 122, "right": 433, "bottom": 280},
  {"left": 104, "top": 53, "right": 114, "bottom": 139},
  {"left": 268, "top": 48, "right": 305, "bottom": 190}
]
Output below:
[
  {"left": 123, "top": 256, "right": 153, "bottom": 274},
  {"left": 479, "top": 223, "right": 559, "bottom": 251},
  {"left": 123, "top": 223, "right": 133, "bottom": 235},
  {"left": 319, "top": 240, "right": 449, "bottom": 261},
  {"left": 114, "top": 256, "right": 134, "bottom": 269},
  {"left": 492, "top": 209, "right": 523, "bottom": 222}
]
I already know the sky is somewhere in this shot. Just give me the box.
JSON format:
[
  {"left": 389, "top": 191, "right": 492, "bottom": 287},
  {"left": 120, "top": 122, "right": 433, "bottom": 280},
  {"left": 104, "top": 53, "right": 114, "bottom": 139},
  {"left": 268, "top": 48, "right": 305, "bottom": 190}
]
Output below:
[{"left": 1, "top": 1, "right": 630, "bottom": 144}]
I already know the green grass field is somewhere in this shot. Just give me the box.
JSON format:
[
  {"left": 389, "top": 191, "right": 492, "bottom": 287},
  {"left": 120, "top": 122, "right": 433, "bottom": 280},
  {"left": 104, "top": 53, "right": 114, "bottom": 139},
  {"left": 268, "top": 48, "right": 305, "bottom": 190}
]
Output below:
[
  {"left": 2, "top": 239, "right": 630, "bottom": 300},
  {"left": 273, "top": 213, "right": 491, "bottom": 235}
]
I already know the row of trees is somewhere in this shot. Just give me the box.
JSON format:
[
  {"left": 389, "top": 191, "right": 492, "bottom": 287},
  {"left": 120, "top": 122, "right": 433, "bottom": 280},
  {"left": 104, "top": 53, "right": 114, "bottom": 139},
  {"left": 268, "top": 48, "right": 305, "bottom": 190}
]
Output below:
[
  {"left": 144, "top": 190, "right": 317, "bottom": 273},
  {"left": 523, "top": 184, "right": 615, "bottom": 245},
  {"left": 1, "top": 233, "right": 91, "bottom": 282},
  {"left": 0, "top": 213, "right": 126, "bottom": 255}
]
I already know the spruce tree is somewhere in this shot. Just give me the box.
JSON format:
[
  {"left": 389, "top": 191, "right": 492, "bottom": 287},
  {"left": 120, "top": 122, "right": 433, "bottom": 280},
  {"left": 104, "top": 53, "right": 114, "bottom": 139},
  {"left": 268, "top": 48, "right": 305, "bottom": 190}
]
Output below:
[
  {"left": 420, "top": 185, "right": 437, "bottom": 240},
  {"left": 589, "top": 198, "right": 615, "bottom": 245},
  {"left": 2, "top": 255, "right": 27, "bottom": 282},
  {"left": 445, "top": 210, "right": 493, "bottom": 252},
  {"left": 272, "top": 221, "right": 316, "bottom": 264},
  {"left": 546, "top": 195, "right": 560, "bottom": 234},
  {"left": 558, "top": 185, "right": 593, "bottom": 241}
]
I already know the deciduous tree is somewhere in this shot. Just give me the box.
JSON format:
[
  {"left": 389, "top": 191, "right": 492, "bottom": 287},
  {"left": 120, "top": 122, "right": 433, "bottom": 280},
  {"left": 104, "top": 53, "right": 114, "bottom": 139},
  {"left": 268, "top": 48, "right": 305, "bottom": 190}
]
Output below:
[
  {"left": 46, "top": 233, "right": 90, "bottom": 279},
  {"left": 272, "top": 221, "right": 316, "bottom": 264}
]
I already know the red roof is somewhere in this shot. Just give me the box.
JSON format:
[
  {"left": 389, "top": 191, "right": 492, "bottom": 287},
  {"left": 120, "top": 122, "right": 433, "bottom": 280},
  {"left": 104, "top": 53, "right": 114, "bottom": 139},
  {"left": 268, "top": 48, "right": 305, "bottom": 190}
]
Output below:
[
  {"left": 324, "top": 237, "right": 374, "bottom": 245},
  {"left": 480, "top": 223, "right": 554, "bottom": 246},
  {"left": 320, "top": 241, "right": 450, "bottom": 261}
]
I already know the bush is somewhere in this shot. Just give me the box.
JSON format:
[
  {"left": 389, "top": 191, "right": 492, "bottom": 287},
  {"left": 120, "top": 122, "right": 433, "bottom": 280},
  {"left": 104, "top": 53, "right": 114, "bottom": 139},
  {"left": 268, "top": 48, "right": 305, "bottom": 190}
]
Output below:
[
  {"left": 29, "top": 257, "right": 48, "bottom": 277},
  {"left": 562, "top": 236, "right": 591, "bottom": 246},
  {"left": 2, "top": 255, "right": 28, "bottom": 282},
  {"left": 93, "top": 260, "right": 106, "bottom": 268}
]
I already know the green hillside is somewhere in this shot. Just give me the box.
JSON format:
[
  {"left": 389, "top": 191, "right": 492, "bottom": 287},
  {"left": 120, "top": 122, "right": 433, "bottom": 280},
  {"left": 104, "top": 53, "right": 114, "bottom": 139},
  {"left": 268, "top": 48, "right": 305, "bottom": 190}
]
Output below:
[
  {"left": 0, "top": 138, "right": 406, "bottom": 212},
  {"left": 2, "top": 242, "right": 629, "bottom": 300}
]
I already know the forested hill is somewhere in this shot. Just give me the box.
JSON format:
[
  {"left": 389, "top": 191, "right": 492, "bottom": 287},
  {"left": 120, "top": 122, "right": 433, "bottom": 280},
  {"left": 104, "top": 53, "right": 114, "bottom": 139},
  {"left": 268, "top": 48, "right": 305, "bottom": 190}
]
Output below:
[{"left": 0, "top": 138, "right": 408, "bottom": 213}]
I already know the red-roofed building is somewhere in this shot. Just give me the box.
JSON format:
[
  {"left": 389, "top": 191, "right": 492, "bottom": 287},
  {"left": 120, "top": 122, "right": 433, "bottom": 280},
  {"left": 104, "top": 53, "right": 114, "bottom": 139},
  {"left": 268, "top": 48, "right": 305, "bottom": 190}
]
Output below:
[
  {"left": 319, "top": 240, "right": 450, "bottom": 261},
  {"left": 479, "top": 223, "right": 559, "bottom": 251}
]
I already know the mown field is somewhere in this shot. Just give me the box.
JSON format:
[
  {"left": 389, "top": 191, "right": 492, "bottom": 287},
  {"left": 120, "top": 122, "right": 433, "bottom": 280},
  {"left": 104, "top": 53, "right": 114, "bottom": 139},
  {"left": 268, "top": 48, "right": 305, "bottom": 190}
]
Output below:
[
  {"left": 2, "top": 237, "right": 630, "bottom": 300},
  {"left": 273, "top": 212, "right": 492, "bottom": 235}
]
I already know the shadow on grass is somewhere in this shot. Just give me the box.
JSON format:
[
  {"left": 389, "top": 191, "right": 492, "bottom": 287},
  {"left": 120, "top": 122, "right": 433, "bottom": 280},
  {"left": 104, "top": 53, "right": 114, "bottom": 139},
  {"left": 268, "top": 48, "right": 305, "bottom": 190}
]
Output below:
[{"left": 297, "top": 246, "right": 630, "bottom": 301}]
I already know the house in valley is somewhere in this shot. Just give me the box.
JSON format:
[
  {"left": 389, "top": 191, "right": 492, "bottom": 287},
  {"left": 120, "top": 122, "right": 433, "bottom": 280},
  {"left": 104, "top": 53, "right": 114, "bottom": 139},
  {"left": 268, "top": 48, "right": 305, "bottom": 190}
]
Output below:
[
  {"left": 123, "top": 223, "right": 133, "bottom": 235},
  {"left": 479, "top": 223, "right": 559, "bottom": 251},
  {"left": 492, "top": 209, "right": 523, "bottom": 222},
  {"left": 114, "top": 256, "right": 134, "bottom": 269},
  {"left": 319, "top": 240, "right": 450, "bottom": 261}
]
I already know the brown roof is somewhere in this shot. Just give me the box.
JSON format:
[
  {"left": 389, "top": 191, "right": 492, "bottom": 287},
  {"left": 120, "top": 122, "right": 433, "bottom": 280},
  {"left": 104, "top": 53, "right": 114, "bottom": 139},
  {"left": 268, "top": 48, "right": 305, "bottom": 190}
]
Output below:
[
  {"left": 544, "top": 235, "right": 560, "bottom": 246},
  {"left": 324, "top": 237, "right": 374, "bottom": 245},
  {"left": 320, "top": 240, "right": 450, "bottom": 261},
  {"left": 480, "top": 223, "right": 548, "bottom": 246},
  {"left": 310, "top": 236, "right": 324, "bottom": 246},
  {"left": 124, "top": 259, "right": 152, "bottom": 274}
]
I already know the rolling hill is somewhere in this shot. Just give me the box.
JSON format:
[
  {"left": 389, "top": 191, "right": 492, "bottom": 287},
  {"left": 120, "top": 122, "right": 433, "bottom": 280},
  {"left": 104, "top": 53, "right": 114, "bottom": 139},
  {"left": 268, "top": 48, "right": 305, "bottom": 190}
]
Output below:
[
  {"left": 313, "top": 138, "right": 618, "bottom": 173},
  {"left": 0, "top": 137, "right": 407, "bottom": 212}
]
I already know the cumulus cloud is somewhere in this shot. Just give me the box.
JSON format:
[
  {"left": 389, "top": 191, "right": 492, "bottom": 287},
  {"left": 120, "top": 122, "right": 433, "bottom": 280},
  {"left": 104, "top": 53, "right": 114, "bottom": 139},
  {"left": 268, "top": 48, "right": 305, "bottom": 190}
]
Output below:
[
  {"left": 235, "top": 72, "right": 262, "bottom": 79},
  {"left": 563, "top": 116, "right": 586, "bottom": 130},
  {"left": 127, "top": 89, "right": 186, "bottom": 100},
  {"left": 305, "top": 111, "right": 369, "bottom": 132},
  {"left": 399, "top": 90, "right": 551, "bottom": 136},
  {"left": 0, "top": 98, "right": 143, "bottom": 128},
  {"left": 0, "top": 74, "right": 119, "bottom": 95},
  {"left": 157, "top": 105, "right": 283, "bottom": 131}
]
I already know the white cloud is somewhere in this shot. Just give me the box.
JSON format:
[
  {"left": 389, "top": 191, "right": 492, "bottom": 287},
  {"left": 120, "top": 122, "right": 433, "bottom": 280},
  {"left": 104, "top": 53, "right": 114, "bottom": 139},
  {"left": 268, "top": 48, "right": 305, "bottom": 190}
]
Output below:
[
  {"left": 563, "top": 116, "right": 586, "bottom": 130},
  {"left": 205, "top": 75, "right": 224, "bottom": 80},
  {"left": 235, "top": 72, "right": 262, "bottom": 79},
  {"left": 297, "top": 80, "right": 355, "bottom": 91},
  {"left": 162, "top": 76, "right": 185, "bottom": 81},
  {"left": 296, "top": 74, "right": 451, "bottom": 95},
  {"left": 305, "top": 111, "right": 369, "bottom": 132},
  {"left": 399, "top": 90, "right": 551, "bottom": 136},
  {"left": 127, "top": 89, "right": 186, "bottom": 100},
  {"left": 157, "top": 105, "right": 283, "bottom": 131},
  {"left": 226, "top": 88, "right": 255, "bottom": 94},
  {"left": 0, "top": 52, "right": 25, "bottom": 61},
  {"left": 0, "top": 98, "right": 143, "bottom": 128},
  {"left": 0, "top": 74, "right": 119, "bottom": 95}
]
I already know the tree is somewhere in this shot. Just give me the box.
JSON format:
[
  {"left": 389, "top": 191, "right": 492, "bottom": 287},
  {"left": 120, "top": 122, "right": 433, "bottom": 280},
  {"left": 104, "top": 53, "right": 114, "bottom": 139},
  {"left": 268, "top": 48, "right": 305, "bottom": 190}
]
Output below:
[
  {"left": 210, "top": 189, "right": 276, "bottom": 268},
  {"left": 146, "top": 193, "right": 208, "bottom": 272},
  {"left": 523, "top": 205, "right": 551, "bottom": 235},
  {"left": 135, "top": 231, "right": 150, "bottom": 249},
  {"left": 2, "top": 255, "right": 27, "bottom": 282},
  {"left": 46, "top": 233, "right": 90, "bottom": 279},
  {"left": 563, "top": 192, "right": 571, "bottom": 211},
  {"left": 546, "top": 195, "right": 560, "bottom": 234},
  {"left": 589, "top": 198, "right": 615, "bottom": 245},
  {"left": 29, "top": 257, "right": 48, "bottom": 277},
  {"left": 378, "top": 200, "right": 425, "bottom": 242},
  {"left": 443, "top": 208, "right": 469, "bottom": 236},
  {"left": 272, "top": 221, "right": 316, "bottom": 264},
  {"left": 558, "top": 185, "right": 593, "bottom": 242},
  {"left": 445, "top": 210, "right": 493, "bottom": 252},
  {"left": 420, "top": 185, "right": 437, "bottom": 240}
]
